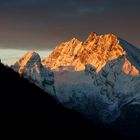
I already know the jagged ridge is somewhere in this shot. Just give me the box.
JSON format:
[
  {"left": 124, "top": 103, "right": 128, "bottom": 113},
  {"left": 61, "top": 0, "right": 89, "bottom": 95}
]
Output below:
[
  {"left": 12, "top": 51, "right": 55, "bottom": 95},
  {"left": 42, "top": 32, "right": 139, "bottom": 75},
  {"left": 12, "top": 32, "right": 140, "bottom": 126}
]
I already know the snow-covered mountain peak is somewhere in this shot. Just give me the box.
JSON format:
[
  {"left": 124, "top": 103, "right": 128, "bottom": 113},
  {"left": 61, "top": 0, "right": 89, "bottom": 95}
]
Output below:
[
  {"left": 42, "top": 37, "right": 83, "bottom": 71},
  {"left": 11, "top": 32, "right": 140, "bottom": 125},
  {"left": 19, "top": 51, "right": 41, "bottom": 63},
  {"left": 48, "top": 53, "right": 139, "bottom": 124},
  {"left": 12, "top": 51, "right": 55, "bottom": 95},
  {"left": 13, "top": 51, "right": 41, "bottom": 74},
  {"left": 42, "top": 32, "right": 128, "bottom": 72}
]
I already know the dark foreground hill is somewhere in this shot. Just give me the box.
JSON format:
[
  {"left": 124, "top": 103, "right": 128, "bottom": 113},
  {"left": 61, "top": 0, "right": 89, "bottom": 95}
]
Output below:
[{"left": 0, "top": 62, "right": 131, "bottom": 139}]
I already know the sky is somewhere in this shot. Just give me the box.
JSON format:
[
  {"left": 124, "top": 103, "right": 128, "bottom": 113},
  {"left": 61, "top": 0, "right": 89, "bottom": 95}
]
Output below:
[
  {"left": 0, "top": 0, "right": 140, "bottom": 64},
  {"left": 0, "top": 49, "right": 52, "bottom": 65}
]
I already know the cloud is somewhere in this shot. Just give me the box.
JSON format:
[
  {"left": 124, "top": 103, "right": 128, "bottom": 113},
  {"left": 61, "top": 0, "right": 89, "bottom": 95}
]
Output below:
[{"left": 0, "top": 0, "right": 140, "bottom": 50}]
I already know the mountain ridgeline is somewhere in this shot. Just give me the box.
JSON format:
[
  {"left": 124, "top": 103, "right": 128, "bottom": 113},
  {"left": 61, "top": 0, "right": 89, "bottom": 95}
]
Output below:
[
  {"left": 0, "top": 62, "right": 131, "bottom": 139},
  {"left": 10, "top": 32, "right": 140, "bottom": 139},
  {"left": 42, "top": 32, "right": 140, "bottom": 74},
  {"left": 0, "top": 62, "right": 90, "bottom": 126}
]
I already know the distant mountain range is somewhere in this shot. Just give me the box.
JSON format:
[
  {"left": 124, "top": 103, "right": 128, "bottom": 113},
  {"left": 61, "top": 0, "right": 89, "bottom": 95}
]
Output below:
[{"left": 9, "top": 32, "right": 140, "bottom": 139}]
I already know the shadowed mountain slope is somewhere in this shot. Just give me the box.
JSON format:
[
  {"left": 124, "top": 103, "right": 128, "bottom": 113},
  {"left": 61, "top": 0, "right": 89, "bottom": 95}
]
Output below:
[{"left": 0, "top": 62, "right": 130, "bottom": 139}]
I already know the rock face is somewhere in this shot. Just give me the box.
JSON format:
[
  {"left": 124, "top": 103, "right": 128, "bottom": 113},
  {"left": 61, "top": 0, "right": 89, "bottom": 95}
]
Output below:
[
  {"left": 42, "top": 38, "right": 84, "bottom": 71},
  {"left": 42, "top": 33, "right": 131, "bottom": 72},
  {"left": 12, "top": 51, "right": 55, "bottom": 95},
  {"left": 13, "top": 51, "right": 41, "bottom": 74},
  {"left": 84, "top": 56, "right": 140, "bottom": 123},
  {"left": 41, "top": 32, "right": 140, "bottom": 124},
  {"left": 12, "top": 32, "right": 140, "bottom": 125},
  {"left": 54, "top": 55, "right": 140, "bottom": 124}
]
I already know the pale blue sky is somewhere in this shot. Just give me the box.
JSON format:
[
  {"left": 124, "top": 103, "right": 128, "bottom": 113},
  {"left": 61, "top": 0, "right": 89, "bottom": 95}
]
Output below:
[{"left": 0, "top": 49, "right": 52, "bottom": 65}]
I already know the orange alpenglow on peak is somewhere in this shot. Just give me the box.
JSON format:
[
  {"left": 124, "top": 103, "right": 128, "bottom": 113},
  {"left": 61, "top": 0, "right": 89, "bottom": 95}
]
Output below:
[
  {"left": 70, "top": 37, "right": 80, "bottom": 42},
  {"left": 13, "top": 51, "right": 41, "bottom": 74},
  {"left": 122, "top": 58, "right": 139, "bottom": 76},
  {"left": 42, "top": 32, "right": 139, "bottom": 76},
  {"left": 85, "top": 32, "right": 97, "bottom": 43},
  {"left": 67, "top": 37, "right": 81, "bottom": 46}
]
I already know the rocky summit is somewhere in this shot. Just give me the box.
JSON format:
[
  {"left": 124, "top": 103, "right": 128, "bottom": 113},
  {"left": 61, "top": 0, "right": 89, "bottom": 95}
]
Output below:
[
  {"left": 42, "top": 32, "right": 139, "bottom": 75},
  {"left": 12, "top": 51, "right": 55, "bottom": 95},
  {"left": 12, "top": 32, "right": 140, "bottom": 125}
]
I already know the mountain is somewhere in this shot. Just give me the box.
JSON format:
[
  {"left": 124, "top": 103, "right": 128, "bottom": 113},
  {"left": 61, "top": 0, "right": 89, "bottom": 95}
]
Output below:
[
  {"left": 0, "top": 62, "right": 131, "bottom": 139},
  {"left": 12, "top": 32, "right": 140, "bottom": 139},
  {"left": 42, "top": 32, "right": 139, "bottom": 74},
  {"left": 53, "top": 56, "right": 140, "bottom": 125},
  {"left": 12, "top": 51, "right": 55, "bottom": 95},
  {"left": 42, "top": 37, "right": 83, "bottom": 71},
  {"left": 0, "top": 62, "right": 90, "bottom": 126},
  {"left": 41, "top": 32, "right": 140, "bottom": 122}
]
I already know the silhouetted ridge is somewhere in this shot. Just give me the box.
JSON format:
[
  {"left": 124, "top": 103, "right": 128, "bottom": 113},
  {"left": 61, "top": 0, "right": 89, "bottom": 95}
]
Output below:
[{"left": 0, "top": 62, "right": 131, "bottom": 139}]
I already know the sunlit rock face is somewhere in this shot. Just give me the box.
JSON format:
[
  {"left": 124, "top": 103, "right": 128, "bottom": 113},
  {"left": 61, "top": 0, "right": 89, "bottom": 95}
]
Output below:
[
  {"left": 12, "top": 32, "right": 140, "bottom": 125},
  {"left": 42, "top": 38, "right": 84, "bottom": 70},
  {"left": 53, "top": 55, "right": 140, "bottom": 124},
  {"left": 41, "top": 32, "right": 140, "bottom": 124},
  {"left": 12, "top": 51, "right": 55, "bottom": 95},
  {"left": 42, "top": 33, "right": 131, "bottom": 73},
  {"left": 80, "top": 33, "right": 126, "bottom": 72},
  {"left": 13, "top": 51, "right": 41, "bottom": 74},
  {"left": 84, "top": 56, "right": 140, "bottom": 123},
  {"left": 122, "top": 58, "right": 139, "bottom": 76}
]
